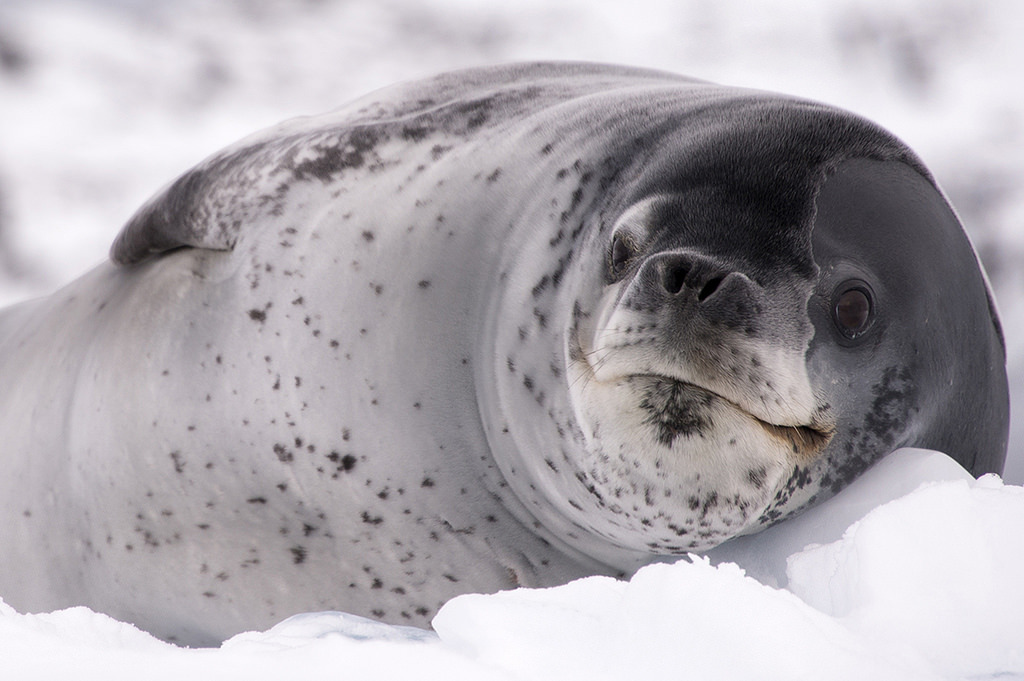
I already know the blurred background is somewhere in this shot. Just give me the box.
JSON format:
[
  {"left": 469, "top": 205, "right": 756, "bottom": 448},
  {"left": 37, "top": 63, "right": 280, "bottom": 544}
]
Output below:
[{"left": 1, "top": 0, "right": 1021, "bottom": 481}]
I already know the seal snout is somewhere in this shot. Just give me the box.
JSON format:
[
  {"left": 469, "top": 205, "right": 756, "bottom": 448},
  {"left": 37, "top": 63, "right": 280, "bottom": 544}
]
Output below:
[
  {"left": 632, "top": 250, "right": 760, "bottom": 333},
  {"left": 585, "top": 242, "right": 823, "bottom": 438},
  {"left": 657, "top": 251, "right": 728, "bottom": 303}
]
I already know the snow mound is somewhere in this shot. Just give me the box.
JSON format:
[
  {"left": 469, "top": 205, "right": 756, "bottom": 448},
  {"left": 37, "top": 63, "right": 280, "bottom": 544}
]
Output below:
[
  {"left": 2, "top": 448, "right": 1021, "bottom": 680},
  {"left": 788, "top": 474, "right": 1024, "bottom": 678}
]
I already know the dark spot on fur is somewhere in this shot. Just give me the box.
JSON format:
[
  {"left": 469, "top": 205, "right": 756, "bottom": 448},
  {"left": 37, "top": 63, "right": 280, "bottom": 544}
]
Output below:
[
  {"left": 747, "top": 466, "right": 768, "bottom": 489},
  {"left": 290, "top": 546, "right": 307, "bottom": 564},
  {"left": 531, "top": 275, "right": 550, "bottom": 298},
  {"left": 291, "top": 128, "right": 380, "bottom": 182},
  {"left": 533, "top": 308, "right": 547, "bottom": 328},
  {"left": 248, "top": 309, "right": 266, "bottom": 323},
  {"left": 169, "top": 451, "right": 185, "bottom": 474},
  {"left": 701, "top": 492, "right": 719, "bottom": 516},
  {"left": 864, "top": 366, "right": 916, "bottom": 446},
  {"left": 458, "top": 97, "right": 492, "bottom": 129},
  {"left": 273, "top": 443, "right": 293, "bottom": 463},
  {"left": 402, "top": 125, "right": 430, "bottom": 142},
  {"left": 560, "top": 188, "right": 585, "bottom": 223},
  {"left": 639, "top": 379, "right": 713, "bottom": 446}
]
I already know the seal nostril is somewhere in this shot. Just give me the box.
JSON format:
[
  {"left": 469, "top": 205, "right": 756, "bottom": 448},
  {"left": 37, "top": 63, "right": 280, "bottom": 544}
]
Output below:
[
  {"left": 698, "top": 275, "right": 724, "bottom": 302},
  {"left": 663, "top": 265, "right": 687, "bottom": 295}
]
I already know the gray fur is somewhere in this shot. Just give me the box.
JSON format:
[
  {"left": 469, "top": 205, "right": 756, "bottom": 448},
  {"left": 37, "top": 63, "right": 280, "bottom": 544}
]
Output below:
[{"left": 0, "top": 62, "right": 1007, "bottom": 646}]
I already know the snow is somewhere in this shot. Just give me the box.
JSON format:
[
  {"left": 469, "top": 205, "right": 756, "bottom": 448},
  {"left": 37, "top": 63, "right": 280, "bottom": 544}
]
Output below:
[
  {"left": 2, "top": 449, "right": 1022, "bottom": 680},
  {"left": 787, "top": 475, "right": 1024, "bottom": 679},
  {"left": 1, "top": 0, "right": 1023, "bottom": 678}
]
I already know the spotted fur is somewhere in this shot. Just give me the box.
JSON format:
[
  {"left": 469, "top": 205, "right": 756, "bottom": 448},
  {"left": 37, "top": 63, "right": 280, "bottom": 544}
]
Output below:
[{"left": 0, "top": 62, "right": 1007, "bottom": 646}]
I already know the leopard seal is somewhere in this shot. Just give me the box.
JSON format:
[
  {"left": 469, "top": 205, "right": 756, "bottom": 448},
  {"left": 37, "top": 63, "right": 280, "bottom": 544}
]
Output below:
[{"left": 0, "top": 62, "right": 1008, "bottom": 645}]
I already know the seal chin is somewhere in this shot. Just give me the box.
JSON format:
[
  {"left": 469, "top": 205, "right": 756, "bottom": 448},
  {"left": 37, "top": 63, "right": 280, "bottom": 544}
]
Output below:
[
  {"left": 640, "top": 374, "right": 833, "bottom": 458},
  {"left": 611, "top": 370, "right": 834, "bottom": 462}
]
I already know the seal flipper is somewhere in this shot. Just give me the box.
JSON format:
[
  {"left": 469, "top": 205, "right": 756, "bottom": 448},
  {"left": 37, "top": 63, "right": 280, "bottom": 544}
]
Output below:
[
  {"left": 110, "top": 143, "right": 276, "bottom": 266},
  {"left": 109, "top": 62, "right": 701, "bottom": 268}
]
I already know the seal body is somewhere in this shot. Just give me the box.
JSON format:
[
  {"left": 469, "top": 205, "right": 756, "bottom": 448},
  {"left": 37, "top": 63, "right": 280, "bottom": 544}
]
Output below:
[{"left": 0, "top": 63, "right": 1007, "bottom": 645}]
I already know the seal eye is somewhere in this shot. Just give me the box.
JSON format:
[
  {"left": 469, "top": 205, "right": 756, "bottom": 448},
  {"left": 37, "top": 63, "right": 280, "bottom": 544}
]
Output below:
[
  {"left": 610, "top": 234, "right": 634, "bottom": 275},
  {"left": 833, "top": 285, "right": 873, "bottom": 338}
]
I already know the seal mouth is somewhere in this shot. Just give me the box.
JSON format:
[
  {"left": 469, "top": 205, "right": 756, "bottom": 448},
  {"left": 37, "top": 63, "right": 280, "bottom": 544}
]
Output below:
[
  {"left": 756, "top": 418, "right": 834, "bottom": 461},
  {"left": 633, "top": 373, "right": 834, "bottom": 459},
  {"left": 570, "top": 330, "right": 834, "bottom": 460}
]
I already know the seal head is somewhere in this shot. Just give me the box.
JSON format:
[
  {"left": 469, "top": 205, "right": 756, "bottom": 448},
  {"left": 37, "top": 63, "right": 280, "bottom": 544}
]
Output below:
[
  {"left": 475, "top": 88, "right": 1008, "bottom": 566},
  {"left": 804, "top": 157, "right": 1008, "bottom": 497}
]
